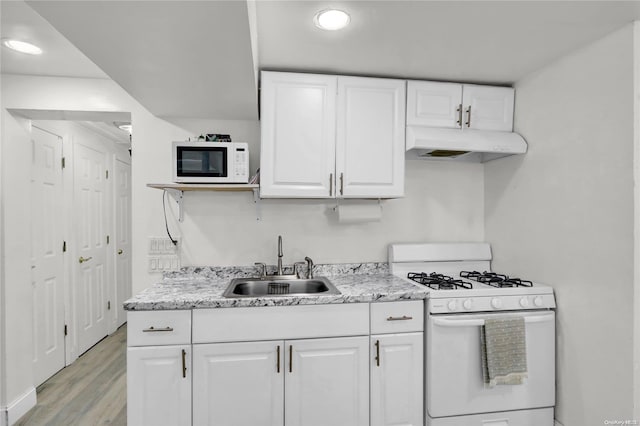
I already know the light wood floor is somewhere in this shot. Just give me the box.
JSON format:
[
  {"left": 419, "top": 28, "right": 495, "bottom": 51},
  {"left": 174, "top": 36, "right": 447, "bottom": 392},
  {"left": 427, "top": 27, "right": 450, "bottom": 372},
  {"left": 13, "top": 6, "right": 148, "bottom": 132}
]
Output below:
[{"left": 16, "top": 324, "right": 127, "bottom": 426}]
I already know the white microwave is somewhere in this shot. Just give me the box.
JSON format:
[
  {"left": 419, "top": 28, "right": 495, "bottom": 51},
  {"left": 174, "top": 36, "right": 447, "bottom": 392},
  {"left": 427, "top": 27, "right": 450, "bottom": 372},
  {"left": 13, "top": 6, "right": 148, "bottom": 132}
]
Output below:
[{"left": 172, "top": 141, "right": 249, "bottom": 183}]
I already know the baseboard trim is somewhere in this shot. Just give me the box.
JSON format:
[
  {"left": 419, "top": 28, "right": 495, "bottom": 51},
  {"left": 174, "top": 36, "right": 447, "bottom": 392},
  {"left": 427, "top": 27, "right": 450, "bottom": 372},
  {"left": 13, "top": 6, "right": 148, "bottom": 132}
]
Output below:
[{"left": 2, "top": 387, "right": 36, "bottom": 425}]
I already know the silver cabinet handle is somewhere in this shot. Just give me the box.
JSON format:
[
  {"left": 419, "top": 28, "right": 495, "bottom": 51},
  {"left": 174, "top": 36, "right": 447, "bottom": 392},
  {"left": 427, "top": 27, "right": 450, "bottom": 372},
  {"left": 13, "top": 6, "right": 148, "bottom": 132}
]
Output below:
[
  {"left": 277, "top": 345, "right": 281, "bottom": 373},
  {"left": 181, "top": 349, "right": 187, "bottom": 378},
  {"left": 142, "top": 326, "right": 174, "bottom": 332},
  {"left": 387, "top": 315, "right": 413, "bottom": 321},
  {"left": 465, "top": 105, "right": 472, "bottom": 127},
  {"left": 374, "top": 340, "right": 380, "bottom": 367},
  {"left": 289, "top": 345, "right": 293, "bottom": 373},
  {"left": 456, "top": 104, "right": 463, "bottom": 127},
  {"left": 340, "top": 173, "right": 344, "bottom": 196}
]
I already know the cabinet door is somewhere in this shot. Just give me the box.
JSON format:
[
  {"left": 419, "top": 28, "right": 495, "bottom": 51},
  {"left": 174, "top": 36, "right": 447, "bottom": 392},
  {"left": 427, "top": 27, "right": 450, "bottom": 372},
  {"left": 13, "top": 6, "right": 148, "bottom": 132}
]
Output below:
[
  {"left": 127, "top": 345, "right": 191, "bottom": 426},
  {"left": 285, "top": 336, "right": 369, "bottom": 426},
  {"left": 193, "top": 341, "right": 284, "bottom": 426},
  {"left": 462, "top": 84, "right": 514, "bottom": 131},
  {"left": 260, "top": 71, "right": 337, "bottom": 198},
  {"left": 406, "top": 80, "right": 463, "bottom": 128},
  {"left": 370, "top": 333, "right": 423, "bottom": 426},
  {"left": 336, "top": 76, "right": 405, "bottom": 198}
]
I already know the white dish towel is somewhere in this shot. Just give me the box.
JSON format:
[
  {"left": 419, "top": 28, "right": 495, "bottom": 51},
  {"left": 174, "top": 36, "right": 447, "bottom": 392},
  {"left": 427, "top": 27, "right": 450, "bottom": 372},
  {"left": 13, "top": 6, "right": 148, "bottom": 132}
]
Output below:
[{"left": 481, "top": 316, "right": 528, "bottom": 387}]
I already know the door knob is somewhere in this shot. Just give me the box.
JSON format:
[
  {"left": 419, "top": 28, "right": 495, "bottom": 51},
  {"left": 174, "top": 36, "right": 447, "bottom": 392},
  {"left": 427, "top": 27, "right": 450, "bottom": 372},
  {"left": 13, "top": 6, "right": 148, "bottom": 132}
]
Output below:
[
  {"left": 78, "top": 256, "right": 93, "bottom": 264},
  {"left": 118, "top": 249, "right": 123, "bottom": 255}
]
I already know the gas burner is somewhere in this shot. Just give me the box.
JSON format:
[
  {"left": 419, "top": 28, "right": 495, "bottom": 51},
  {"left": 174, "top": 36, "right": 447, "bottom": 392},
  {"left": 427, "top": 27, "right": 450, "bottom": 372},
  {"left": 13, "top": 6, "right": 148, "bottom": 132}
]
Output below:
[
  {"left": 460, "top": 271, "right": 533, "bottom": 288},
  {"left": 407, "top": 272, "right": 473, "bottom": 290}
]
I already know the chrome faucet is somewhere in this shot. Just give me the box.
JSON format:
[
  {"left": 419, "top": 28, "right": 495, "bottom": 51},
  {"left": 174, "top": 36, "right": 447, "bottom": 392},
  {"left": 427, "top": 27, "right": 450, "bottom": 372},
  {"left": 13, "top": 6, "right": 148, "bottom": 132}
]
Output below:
[
  {"left": 277, "top": 235, "right": 284, "bottom": 276},
  {"left": 305, "top": 256, "right": 314, "bottom": 279}
]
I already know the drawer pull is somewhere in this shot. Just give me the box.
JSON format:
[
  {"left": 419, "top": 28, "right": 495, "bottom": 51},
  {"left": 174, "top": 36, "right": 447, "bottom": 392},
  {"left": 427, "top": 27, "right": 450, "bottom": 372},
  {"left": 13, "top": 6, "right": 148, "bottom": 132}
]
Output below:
[
  {"left": 142, "top": 326, "right": 174, "bottom": 332},
  {"left": 386, "top": 315, "right": 413, "bottom": 321}
]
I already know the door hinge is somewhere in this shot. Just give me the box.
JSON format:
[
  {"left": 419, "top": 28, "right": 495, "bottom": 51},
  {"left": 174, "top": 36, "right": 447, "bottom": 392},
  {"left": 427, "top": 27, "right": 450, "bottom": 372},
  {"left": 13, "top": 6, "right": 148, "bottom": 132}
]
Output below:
[
  {"left": 107, "top": 301, "right": 111, "bottom": 310},
  {"left": 61, "top": 157, "right": 66, "bottom": 169},
  {"left": 64, "top": 325, "right": 68, "bottom": 336},
  {"left": 63, "top": 241, "right": 67, "bottom": 252},
  {"left": 106, "top": 235, "right": 110, "bottom": 244},
  {"left": 106, "top": 170, "right": 109, "bottom": 179}
]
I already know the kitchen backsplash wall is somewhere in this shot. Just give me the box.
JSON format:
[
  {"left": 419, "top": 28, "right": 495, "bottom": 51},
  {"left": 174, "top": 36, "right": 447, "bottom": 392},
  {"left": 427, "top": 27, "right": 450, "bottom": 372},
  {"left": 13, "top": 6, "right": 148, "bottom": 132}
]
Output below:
[{"left": 145, "top": 140, "right": 485, "bottom": 293}]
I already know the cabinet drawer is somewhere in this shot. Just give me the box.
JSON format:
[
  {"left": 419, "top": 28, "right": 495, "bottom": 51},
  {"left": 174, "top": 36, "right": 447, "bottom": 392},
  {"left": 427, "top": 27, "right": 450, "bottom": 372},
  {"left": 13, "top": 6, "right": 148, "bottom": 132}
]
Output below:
[
  {"left": 193, "top": 303, "right": 369, "bottom": 343},
  {"left": 127, "top": 310, "right": 191, "bottom": 346},
  {"left": 370, "top": 301, "right": 424, "bottom": 334}
]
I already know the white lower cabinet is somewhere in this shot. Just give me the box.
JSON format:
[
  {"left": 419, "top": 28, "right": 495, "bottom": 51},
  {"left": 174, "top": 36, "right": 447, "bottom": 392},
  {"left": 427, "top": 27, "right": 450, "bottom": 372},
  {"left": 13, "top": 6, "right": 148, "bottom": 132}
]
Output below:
[
  {"left": 127, "top": 302, "right": 424, "bottom": 426},
  {"left": 370, "top": 333, "right": 424, "bottom": 426},
  {"left": 192, "top": 340, "right": 284, "bottom": 426},
  {"left": 192, "top": 336, "right": 369, "bottom": 426},
  {"left": 286, "top": 336, "right": 370, "bottom": 426},
  {"left": 127, "top": 345, "right": 191, "bottom": 426}
]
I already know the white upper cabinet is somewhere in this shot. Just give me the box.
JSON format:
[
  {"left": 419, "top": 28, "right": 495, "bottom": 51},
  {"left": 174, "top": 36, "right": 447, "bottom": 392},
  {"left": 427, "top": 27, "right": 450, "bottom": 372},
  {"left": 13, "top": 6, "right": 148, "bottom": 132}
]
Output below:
[
  {"left": 407, "top": 80, "right": 514, "bottom": 132},
  {"left": 406, "top": 81, "right": 463, "bottom": 128},
  {"left": 336, "top": 76, "right": 405, "bottom": 198},
  {"left": 260, "top": 71, "right": 405, "bottom": 198},
  {"left": 462, "top": 84, "right": 514, "bottom": 131},
  {"left": 260, "top": 72, "right": 337, "bottom": 198}
]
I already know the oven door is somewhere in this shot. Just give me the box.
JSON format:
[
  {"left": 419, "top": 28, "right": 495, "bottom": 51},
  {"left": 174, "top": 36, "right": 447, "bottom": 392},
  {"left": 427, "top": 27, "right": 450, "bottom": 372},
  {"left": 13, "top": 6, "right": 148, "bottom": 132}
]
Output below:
[{"left": 427, "top": 310, "right": 555, "bottom": 418}]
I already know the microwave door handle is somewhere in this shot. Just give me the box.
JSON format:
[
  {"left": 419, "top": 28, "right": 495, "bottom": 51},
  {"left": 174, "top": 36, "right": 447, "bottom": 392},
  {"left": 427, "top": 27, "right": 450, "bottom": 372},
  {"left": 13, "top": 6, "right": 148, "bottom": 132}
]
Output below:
[{"left": 432, "top": 313, "right": 554, "bottom": 328}]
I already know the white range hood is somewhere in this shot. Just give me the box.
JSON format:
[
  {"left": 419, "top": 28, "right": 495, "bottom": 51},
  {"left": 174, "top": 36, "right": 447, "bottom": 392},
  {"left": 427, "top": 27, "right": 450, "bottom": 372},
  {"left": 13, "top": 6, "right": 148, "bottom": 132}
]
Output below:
[{"left": 406, "top": 126, "right": 528, "bottom": 163}]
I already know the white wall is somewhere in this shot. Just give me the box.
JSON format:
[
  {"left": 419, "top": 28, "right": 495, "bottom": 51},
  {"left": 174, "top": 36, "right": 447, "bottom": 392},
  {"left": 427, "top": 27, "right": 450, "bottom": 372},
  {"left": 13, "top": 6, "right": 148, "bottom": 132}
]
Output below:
[
  {"left": 0, "top": 74, "right": 187, "bottom": 420},
  {"left": 163, "top": 160, "right": 484, "bottom": 278},
  {"left": 485, "top": 25, "right": 635, "bottom": 424}
]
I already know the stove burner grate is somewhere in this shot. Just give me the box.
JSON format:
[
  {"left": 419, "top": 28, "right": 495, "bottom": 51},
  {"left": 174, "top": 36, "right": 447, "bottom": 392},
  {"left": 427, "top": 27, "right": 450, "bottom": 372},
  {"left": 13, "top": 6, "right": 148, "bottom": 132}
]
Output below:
[
  {"left": 407, "top": 272, "right": 473, "bottom": 290},
  {"left": 460, "top": 271, "right": 533, "bottom": 288}
]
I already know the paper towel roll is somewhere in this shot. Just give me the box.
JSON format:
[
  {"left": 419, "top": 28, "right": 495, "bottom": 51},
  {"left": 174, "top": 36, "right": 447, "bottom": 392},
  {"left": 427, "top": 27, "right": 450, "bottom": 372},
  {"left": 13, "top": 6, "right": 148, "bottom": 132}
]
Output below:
[{"left": 336, "top": 202, "right": 383, "bottom": 224}]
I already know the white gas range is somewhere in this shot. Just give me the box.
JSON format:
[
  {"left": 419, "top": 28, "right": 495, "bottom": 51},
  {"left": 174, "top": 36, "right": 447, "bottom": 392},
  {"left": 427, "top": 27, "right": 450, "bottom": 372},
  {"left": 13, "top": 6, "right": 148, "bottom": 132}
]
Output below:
[{"left": 389, "top": 242, "right": 557, "bottom": 426}]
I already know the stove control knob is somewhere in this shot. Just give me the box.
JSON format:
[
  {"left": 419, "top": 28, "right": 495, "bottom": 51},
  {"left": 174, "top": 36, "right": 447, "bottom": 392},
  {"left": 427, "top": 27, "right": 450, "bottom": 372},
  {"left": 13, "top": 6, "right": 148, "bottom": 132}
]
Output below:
[
  {"left": 534, "top": 296, "right": 544, "bottom": 307},
  {"left": 463, "top": 299, "right": 473, "bottom": 310},
  {"left": 491, "top": 298, "right": 502, "bottom": 309},
  {"left": 519, "top": 297, "right": 529, "bottom": 308},
  {"left": 447, "top": 300, "right": 457, "bottom": 311}
]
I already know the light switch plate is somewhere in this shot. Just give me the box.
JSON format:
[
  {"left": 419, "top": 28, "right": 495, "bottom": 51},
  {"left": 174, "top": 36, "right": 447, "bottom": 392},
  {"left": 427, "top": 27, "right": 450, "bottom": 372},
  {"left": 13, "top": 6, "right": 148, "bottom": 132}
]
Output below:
[
  {"left": 148, "top": 255, "right": 180, "bottom": 273},
  {"left": 148, "top": 237, "right": 180, "bottom": 255}
]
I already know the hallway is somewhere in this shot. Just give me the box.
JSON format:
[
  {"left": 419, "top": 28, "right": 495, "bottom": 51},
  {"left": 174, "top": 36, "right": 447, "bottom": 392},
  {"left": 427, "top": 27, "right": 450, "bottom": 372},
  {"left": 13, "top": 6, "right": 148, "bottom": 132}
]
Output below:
[{"left": 16, "top": 325, "right": 127, "bottom": 425}]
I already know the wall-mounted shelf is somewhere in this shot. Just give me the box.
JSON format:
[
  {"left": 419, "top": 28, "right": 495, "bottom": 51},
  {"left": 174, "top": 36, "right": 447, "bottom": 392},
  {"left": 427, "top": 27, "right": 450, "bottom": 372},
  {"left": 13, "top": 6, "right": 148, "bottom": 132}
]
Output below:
[{"left": 147, "top": 183, "right": 261, "bottom": 222}]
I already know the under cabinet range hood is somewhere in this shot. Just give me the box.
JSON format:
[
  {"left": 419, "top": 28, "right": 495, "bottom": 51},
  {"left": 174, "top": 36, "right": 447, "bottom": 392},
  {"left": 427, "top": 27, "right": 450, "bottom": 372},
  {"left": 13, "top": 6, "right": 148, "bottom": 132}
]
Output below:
[{"left": 406, "top": 126, "right": 528, "bottom": 163}]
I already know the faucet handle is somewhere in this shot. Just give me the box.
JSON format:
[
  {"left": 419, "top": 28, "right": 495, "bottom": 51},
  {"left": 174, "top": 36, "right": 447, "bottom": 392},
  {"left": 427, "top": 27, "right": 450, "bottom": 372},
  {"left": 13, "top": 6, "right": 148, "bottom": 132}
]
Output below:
[
  {"left": 254, "top": 262, "right": 267, "bottom": 278},
  {"left": 293, "top": 262, "right": 306, "bottom": 279},
  {"left": 304, "top": 257, "right": 314, "bottom": 279}
]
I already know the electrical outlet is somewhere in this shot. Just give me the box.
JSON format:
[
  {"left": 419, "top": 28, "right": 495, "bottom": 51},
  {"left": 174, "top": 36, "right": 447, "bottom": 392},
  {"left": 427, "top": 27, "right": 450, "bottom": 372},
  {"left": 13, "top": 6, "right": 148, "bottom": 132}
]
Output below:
[
  {"left": 148, "top": 255, "right": 180, "bottom": 273},
  {"left": 148, "top": 237, "right": 179, "bottom": 255}
]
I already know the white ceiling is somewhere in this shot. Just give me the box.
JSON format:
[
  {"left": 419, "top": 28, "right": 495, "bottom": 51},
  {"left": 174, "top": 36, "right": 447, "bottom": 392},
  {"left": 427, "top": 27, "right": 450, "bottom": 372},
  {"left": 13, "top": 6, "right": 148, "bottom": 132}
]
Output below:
[{"left": 3, "top": 1, "right": 640, "bottom": 122}]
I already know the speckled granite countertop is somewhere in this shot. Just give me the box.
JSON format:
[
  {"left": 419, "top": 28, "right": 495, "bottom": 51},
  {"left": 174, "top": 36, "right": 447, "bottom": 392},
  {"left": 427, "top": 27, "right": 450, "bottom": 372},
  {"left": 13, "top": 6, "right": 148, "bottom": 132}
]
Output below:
[{"left": 124, "top": 263, "right": 428, "bottom": 311}]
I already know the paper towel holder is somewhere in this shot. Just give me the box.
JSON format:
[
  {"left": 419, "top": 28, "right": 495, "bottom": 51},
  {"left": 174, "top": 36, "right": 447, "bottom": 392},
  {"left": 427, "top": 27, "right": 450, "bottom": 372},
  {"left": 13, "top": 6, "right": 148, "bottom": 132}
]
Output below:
[{"left": 332, "top": 198, "right": 383, "bottom": 212}]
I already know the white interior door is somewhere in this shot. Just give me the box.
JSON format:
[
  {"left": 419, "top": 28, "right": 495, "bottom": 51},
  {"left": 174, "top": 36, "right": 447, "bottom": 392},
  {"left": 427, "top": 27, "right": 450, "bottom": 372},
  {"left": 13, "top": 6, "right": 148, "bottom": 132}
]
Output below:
[
  {"left": 115, "top": 158, "right": 131, "bottom": 327},
  {"left": 74, "top": 141, "right": 109, "bottom": 355},
  {"left": 30, "top": 126, "right": 66, "bottom": 386}
]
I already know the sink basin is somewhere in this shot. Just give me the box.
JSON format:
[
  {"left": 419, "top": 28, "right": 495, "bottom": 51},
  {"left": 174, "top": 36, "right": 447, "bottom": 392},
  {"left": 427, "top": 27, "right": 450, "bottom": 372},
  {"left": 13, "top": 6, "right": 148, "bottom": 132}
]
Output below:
[{"left": 223, "top": 276, "right": 341, "bottom": 298}]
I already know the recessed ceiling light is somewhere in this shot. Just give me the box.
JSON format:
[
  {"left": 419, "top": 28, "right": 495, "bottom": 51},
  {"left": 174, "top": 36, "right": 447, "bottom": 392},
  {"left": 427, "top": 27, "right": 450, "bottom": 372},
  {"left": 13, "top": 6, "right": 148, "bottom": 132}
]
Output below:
[
  {"left": 314, "top": 9, "right": 350, "bottom": 31},
  {"left": 2, "top": 39, "right": 42, "bottom": 55}
]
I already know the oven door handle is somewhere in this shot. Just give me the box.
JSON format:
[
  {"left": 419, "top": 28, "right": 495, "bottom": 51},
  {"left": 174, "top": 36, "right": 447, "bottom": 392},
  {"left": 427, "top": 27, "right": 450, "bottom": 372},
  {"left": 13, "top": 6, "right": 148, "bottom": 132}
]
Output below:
[{"left": 432, "top": 313, "right": 555, "bottom": 328}]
